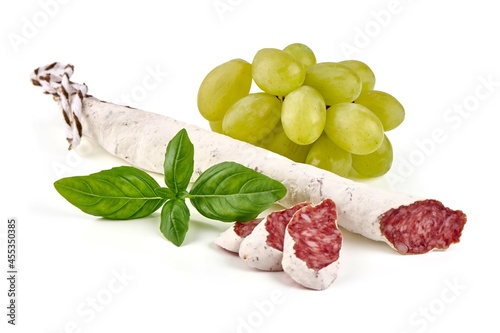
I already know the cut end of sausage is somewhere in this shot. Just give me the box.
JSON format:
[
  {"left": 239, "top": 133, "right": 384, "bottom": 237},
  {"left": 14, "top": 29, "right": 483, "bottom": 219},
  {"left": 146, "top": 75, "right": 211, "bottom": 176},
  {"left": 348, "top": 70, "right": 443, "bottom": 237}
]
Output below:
[
  {"left": 215, "top": 218, "right": 263, "bottom": 253},
  {"left": 282, "top": 198, "right": 343, "bottom": 290},
  {"left": 239, "top": 202, "right": 312, "bottom": 271},
  {"left": 233, "top": 218, "right": 264, "bottom": 238},
  {"left": 265, "top": 202, "right": 312, "bottom": 251},
  {"left": 379, "top": 199, "right": 467, "bottom": 255}
]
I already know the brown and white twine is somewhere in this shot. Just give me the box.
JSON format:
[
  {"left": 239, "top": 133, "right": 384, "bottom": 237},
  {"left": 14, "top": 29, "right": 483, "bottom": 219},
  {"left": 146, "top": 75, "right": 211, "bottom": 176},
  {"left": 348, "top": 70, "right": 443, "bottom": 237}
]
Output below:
[{"left": 31, "top": 62, "right": 88, "bottom": 149}]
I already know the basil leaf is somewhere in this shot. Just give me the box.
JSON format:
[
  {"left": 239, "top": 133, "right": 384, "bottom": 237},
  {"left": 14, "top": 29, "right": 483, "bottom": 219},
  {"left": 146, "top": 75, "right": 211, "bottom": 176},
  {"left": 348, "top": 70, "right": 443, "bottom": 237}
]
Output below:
[
  {"left": 54, "top": 166, "right": 166, "bottom": 219},
  {"left": 188, "top": 162, "right": 287, "bottom": 222},
  {"left": 160, "top": 199, "right": 190, "bottom": 246},
  {"left": 155, "top": 187, "right": 176, "bottom": 200},
  {"left": 164, "top": 129, "right": 194, "bottom": 194}
]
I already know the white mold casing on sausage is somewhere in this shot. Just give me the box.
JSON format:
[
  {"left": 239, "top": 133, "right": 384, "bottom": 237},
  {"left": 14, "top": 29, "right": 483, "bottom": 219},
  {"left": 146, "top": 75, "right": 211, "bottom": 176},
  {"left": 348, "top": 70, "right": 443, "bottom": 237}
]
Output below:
[{"left": 72, "top": 97, "right": 465, "bottom": 255}]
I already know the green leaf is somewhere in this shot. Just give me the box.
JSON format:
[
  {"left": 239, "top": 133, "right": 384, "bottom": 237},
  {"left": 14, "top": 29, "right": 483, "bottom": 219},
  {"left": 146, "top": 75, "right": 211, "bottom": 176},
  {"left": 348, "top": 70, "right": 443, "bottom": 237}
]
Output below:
[
  {"left": 160, "top": 199, "right": 190, "bottom": 246},
  {"left": 188, "top": 162, "right": 287, "bottom": 222},
  {"left": 164, "top": 129, "right": 194, "bottom": 194},
  {"left": 155, "top": 187, "right": 176, "bottom": 200},
  {"left": 54, "top": 166, "right": 167, "bottom": 219}
]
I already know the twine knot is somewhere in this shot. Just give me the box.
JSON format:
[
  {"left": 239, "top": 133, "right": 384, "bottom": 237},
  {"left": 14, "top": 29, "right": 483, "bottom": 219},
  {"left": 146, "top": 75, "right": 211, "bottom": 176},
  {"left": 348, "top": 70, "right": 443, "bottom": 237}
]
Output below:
[{"left": 31, "top": 62, "right": 88, "bottom": 149}]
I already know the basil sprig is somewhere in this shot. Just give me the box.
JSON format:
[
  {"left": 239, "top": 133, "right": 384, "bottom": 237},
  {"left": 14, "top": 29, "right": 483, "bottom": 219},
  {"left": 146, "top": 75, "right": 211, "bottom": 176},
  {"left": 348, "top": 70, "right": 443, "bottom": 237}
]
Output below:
[{"left": 54, "top": 129, "right": 287, "bottom": 246}]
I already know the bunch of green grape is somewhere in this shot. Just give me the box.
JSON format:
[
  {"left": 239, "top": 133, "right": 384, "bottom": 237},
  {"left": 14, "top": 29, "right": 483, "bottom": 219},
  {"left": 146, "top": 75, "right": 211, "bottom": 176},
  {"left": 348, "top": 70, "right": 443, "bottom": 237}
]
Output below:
[{"left": 197, "top": 43, "right": 405, "bottom": 178}]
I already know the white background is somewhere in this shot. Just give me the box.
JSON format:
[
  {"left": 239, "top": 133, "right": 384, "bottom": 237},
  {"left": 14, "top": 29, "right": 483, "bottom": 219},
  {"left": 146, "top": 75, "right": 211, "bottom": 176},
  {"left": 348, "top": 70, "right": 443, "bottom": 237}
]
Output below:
[{"left": 2, "top": 0, "right": 499, "bottom": 332}]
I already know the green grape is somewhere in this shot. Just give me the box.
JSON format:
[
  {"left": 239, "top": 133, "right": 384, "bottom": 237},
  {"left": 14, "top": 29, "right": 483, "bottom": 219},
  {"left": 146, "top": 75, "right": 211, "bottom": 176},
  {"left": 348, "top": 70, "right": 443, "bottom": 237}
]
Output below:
[
  {"left": 303, "top": 62, "right": 362, "bottom": 106},
  {"left": 222, "top": 93, "right": 281, "bottom": 144},
  {"left": 197, "top": 58, "right": 252, "bottom": 121},
  {"left": 306, "top": 134, "right": 352, "bottom": 178},
  {"left": 281, "top": 85, "right": 326, "bottom": 145},
  {"left": 352, "top": 134, "right": 393, "bottom": 177},
  {"left": 324, "top": 102, "right": 384, "bottom": 155},
  {"left": 283, "top": 43, "right": 316, "bottom": 69},
  {"left": 209, "top": 120, "right": 223, "bottom": 134},
  {"left": 354, "top": 90, "right": 405, "bottom": 131},
  {"left": 252, "top": 48, "right": 306, "bottom": 97},
  {"left": 258, "top": 122, "right": 311, "bottom": 163},
  {"left": 338, "top": 59, "right": 376, "bottom": 92}
]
